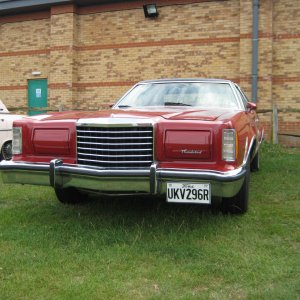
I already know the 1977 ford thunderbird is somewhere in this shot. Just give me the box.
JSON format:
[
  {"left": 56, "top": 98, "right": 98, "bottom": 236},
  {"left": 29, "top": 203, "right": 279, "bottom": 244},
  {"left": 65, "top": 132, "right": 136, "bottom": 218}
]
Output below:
[{"left": 0, "top": 79, "right": 263, "bottom": 214}]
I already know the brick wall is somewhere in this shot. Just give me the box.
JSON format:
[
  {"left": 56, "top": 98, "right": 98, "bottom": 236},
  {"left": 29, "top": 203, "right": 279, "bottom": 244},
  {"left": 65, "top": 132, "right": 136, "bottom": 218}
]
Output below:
[
  {"left": 0, "top": 0, "right": 299, "bottom": 144},
  {"left": 272, "top": 0, "right": 300, "bottom": 132},
  {"left": 0, "top": 16, "right": 50, "bottom": 108},
  {"left": 75, "top": 0, "right": 241, "bottom": 109}
]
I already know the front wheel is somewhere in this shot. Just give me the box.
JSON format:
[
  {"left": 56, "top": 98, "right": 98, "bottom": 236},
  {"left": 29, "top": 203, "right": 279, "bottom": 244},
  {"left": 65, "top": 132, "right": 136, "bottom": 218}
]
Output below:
[
  {"left": 221, "top": 159, "right": 250, "bottom": 214},
  {"left": 54, "top": 187, "right": 86, "bottom": 204},
  {"left": 251, "top": 150, "right": 260, "bottom": 172},
  {"left": 1, "top": 141, "right": 12, "bottom": 160}
]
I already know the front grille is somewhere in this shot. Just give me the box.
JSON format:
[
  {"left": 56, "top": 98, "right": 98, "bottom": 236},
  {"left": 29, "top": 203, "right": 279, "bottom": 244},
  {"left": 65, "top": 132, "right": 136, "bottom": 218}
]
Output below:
[{"left": 77, "top": 126, "right": 153, "bottom": 168}]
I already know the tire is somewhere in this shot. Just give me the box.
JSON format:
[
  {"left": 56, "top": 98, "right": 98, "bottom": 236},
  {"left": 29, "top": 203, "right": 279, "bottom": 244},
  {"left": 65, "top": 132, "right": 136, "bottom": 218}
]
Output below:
[
  {"left": 250, "top": 150, "right": 259, "bottom": 172},
  {"left": 54, "top": 187, "right": 86, "bottom": 204},
  {"left": 1, "top": 141, "right": 12, "bottom": 160},
  {"left": 221, "top": 159, "right": 250, "bottom": 214}
]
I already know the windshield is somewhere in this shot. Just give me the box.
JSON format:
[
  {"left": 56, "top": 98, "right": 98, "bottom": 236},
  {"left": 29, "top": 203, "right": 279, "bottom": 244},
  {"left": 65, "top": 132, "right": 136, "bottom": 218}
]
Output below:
[
  {"left": 116, "top": 82, "right": 239, "bottom": 109},
  {"left": 0, "top": 100, "right": 9, "bottom": 114}
]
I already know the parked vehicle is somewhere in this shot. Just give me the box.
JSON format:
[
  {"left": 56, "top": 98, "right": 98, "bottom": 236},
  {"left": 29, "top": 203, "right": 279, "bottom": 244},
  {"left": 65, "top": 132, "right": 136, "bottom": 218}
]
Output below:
[
  {"left": 0, "top": 79, "right": 263, "bottom": 213},
  {"left": 0, "top": 100, "right": 24, "bottom": 161}
]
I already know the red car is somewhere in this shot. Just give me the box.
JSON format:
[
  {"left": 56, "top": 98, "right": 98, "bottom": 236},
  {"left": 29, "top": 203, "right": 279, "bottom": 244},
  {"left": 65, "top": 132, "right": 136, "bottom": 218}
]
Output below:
[{"left": 0, "top": 79, "right": 263, "bottom": 214}]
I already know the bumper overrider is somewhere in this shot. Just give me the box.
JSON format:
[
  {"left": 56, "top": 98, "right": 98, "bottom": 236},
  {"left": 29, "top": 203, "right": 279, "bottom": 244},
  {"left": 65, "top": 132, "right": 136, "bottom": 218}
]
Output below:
[{"left": 0, "top": 159, "right": 246, "bottom": 198}]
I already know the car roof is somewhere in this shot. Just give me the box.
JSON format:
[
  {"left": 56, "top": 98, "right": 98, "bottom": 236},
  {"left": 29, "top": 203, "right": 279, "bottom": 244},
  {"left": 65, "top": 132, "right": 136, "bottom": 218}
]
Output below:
[{"left": 138, "top": 78, "right": 234, "bottom": 84}]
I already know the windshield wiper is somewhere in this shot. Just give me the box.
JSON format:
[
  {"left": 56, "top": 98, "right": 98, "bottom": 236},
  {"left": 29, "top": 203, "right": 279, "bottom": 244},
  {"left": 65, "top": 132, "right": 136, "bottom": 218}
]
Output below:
[
  {"left": 164, "top": 102, "right": 191, "bottom": 106},
  {"left": 117, "top": 105, "right": 132, "bottom": 108}
]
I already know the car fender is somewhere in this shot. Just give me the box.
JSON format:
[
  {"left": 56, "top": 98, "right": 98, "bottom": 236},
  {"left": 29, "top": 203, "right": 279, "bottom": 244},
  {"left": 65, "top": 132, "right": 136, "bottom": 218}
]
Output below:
[
  {"left": 0, "top": 130, "right": 12, "bottom": 151},
  {"left": 0, "top": 114, "right": 23, "bottom": 153}
]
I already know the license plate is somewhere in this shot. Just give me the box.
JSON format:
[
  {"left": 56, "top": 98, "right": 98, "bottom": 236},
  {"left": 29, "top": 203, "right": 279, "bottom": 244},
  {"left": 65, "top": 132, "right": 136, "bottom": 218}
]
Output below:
[{"left": 167, "top": 182, "right": 211, "bottom": 204}]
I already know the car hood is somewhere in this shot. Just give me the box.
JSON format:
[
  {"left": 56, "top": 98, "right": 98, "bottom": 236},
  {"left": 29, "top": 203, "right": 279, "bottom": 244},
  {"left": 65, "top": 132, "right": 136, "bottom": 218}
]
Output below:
[{"left": 30, "top": 107, "right": 238, "bottom": 122}]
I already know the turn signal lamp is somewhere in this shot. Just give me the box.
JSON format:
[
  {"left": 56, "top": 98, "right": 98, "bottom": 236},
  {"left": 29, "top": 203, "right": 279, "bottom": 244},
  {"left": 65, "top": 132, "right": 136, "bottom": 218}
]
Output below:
[
  {"left": 12, "top": 127, "right": 22, "bottom": 155},
  {"left": 222, "top": 129, "right": 236, "bottom": 161}
]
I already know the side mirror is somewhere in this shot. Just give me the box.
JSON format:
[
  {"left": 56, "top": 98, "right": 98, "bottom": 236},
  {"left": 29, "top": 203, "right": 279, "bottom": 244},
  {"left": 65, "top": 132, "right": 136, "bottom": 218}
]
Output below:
[
  {"left": 247, "top": 102, "right": 257, "bottom": 111},
  {"left": 100, "top": 103, "right": 115, "bottom": 109}
]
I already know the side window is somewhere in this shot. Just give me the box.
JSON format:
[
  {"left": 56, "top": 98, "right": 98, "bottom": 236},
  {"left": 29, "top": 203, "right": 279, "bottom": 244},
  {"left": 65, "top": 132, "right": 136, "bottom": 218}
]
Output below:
[{"left": 234, "top": 85, "right": 248, "bottom": 110}]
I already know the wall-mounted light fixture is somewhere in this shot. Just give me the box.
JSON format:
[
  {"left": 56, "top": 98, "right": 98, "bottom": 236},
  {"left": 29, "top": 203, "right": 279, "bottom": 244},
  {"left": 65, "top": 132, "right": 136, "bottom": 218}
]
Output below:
[
  {"left": 32, "top": 71, "right": 41, "bottom": 76},
  {"left": 143, "top": 4, "right": 159, "bottom": 18}
]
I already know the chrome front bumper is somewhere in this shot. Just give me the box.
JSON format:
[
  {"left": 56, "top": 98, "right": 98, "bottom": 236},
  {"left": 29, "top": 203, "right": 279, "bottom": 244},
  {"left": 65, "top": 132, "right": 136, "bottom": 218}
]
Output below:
[{"left": 0, "top": 159, "right": 246, "bottom": 198}]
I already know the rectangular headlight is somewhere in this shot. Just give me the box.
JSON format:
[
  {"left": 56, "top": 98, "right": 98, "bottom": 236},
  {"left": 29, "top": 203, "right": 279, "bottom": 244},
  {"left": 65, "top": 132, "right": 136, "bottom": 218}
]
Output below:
[
  {"left": 222, "top": 129, "right": 236, "bottom": 161},
  {"left": 12, "top": 127, "right": 22, "bottom": 155}
]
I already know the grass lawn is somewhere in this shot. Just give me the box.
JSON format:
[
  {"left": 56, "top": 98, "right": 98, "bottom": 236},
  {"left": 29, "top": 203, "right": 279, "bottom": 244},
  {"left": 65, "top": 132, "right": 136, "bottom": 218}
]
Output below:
[{"left": 0, "top": 143, "right": 299, "bottom": 299}]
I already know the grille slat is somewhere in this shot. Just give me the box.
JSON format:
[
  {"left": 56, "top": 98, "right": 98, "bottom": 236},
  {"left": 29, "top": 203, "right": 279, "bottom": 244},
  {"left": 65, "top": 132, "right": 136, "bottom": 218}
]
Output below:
[
  {"left": 78, "top": 147, "right": 152, "bottom": 152},
  {"left": 77, "top": 126, "right": 154, "bottom": 168},
  {"left": 78, "top": 141, "right": 152, "bottom": 146},
  {"left": 77, "top": 135, "right": 152, "bottom": 140},
  {"left": 77, "top": 130, "right": 152, "bottom": 134},
  {"left": 78, "top": 153, "right": 152, "bottom": 158}
]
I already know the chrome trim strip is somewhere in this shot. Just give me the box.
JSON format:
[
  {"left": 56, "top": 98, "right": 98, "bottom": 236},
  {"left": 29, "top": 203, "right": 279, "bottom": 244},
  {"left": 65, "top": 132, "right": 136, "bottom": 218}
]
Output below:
[
  {"left": 157, "top": 167, "right": 245, "bottom": 182},
  {"left": 77, "top": 158, "right": 153, "bottom": 164},
  {"left": 0, "top": 160, "right": 49, "bottom": 171},
  {"left": 243, "top": 137, "right": 249, "bottom": 164},
  {"left": 244, "top": 136, "right": 255, "bottom": 164},
  {"left": 77, "top": 117, "right": 154, "bottom": 127},
  {"left": 259, "top": 128, "right": 264, "bottom": 144}
]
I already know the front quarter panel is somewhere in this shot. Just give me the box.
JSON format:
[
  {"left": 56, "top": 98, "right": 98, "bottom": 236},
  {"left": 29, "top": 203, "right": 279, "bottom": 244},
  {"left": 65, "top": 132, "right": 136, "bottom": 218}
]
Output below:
[
  {"left": 12, "top": 119, "right": 77, "bottom": 164},
  {"left": 155, "top": 118, "right": 235, "bottom": 172},
  {"left": 233, "top": 109, "right": 262, "bottom": 165}
]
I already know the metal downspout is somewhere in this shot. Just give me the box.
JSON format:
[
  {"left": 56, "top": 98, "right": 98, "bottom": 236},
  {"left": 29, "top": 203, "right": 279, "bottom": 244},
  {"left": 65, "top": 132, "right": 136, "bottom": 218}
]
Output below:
[{"left": 252, "top": 0, "right": 259, "bottom": 103}]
